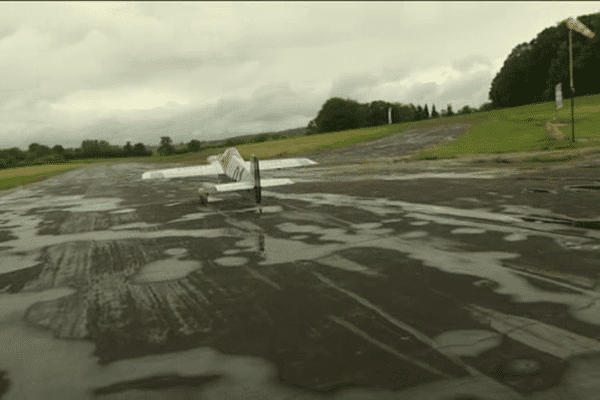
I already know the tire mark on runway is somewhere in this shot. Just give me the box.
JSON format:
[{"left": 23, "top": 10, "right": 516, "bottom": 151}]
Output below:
[{"left": 327, "top": 315, "right": 453, "bottom": 379}]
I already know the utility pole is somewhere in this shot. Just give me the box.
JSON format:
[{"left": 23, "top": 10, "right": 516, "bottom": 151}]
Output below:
[{"left": 566, "top": 17, "right": 596, "bottom": 144}]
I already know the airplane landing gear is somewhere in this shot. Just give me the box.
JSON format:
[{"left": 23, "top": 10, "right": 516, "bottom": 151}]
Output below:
[{"left": 198, "top": 189, "right": 209, "bottom": 206}]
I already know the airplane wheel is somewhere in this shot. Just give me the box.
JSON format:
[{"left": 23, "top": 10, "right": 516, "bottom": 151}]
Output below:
[{"left": 198, "top": 190, "right": 209, "bottom": 206}]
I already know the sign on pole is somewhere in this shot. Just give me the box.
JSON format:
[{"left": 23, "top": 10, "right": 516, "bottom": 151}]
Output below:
[
  {"left": 566, "top": 17, "right": 596, "bottom": 39},
  {"left": 388, "top": 107, "right": 392, "bottom": 125},
  {"left": 555, "top": 83, "right": 563, "bottom": 109}
]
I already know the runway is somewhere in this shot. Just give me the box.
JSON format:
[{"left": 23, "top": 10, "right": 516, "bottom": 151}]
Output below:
[{"left": 1, "top": 154, "right": 600, "bottom": 399}]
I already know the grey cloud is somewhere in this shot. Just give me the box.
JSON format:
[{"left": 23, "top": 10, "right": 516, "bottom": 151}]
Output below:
[
  {"left": 436, "top": 70, "right": 494, "bottom": 108},
  {"left": 329, "top": 72, "right": 384, "bottom": 100},
  {"left": 401, "top": 82, "right": 440, "bottom": 105},
  {"left": 452, "top": 54, "right": 492, "bottom": 73}
]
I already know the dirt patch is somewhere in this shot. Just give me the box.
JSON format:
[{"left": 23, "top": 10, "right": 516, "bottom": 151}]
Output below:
[{"left": 545, "top": 121, "right": 568, "bottom": 141}]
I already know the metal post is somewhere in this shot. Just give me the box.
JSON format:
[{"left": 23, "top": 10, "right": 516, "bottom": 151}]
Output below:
[{"left": 569, "top": 28, "right": 575, "bottom": 143}]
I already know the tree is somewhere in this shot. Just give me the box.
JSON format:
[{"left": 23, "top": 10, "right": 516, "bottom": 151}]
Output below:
[
  {"left": 124, "top": 141, "right": 134, "bottom": 156},
  {"left": 445, "top": 104, "right": 454, "bottom": 117},
  {"left": 314, "top": 97, "right": 367, "bottom": 133},
  {"left": 431, "top": 104, "right": 439, "bottom": 118},
  {"left": 366, "top": 100, "right": 392, "bottom": 127},
  {"left": 457, "top": 105, "right": 474, "bottom": 115},
  {"left": 490, "top": 13, "right": 600, "bottom": 108},
  {"left": 157, "top": 136, "right": 175, "bottom": 156},
  {"left": 423, "top": 104, "right": 430, "bottom": 119},
  {"left": 187, "top": 139, "right": 202, "bottom": 152},
  {"left": 28, "top": 143, "right": 51, "bottom": 156},
  {"left": 305, "top": 119, "right": 319, "bottom": 135},
  {"left": 52, "top": 144, "right": 65, "bottom": 154},
  {"left": 390, "top": 103, "right": 415, "bottom": 123},
  {"left": 478, "top": 102, "right": 495, "bottom": 112},
  {"left": 133, "top": 143, "right": 151, "bottom": 156},
  {"left": 416, "top": 105, "right": 424, "bottom": 121}
]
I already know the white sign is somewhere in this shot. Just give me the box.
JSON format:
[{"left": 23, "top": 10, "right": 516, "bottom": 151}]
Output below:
[
  {"left": 555, "top": 83, "right": 563, "bottom": 109},
  {"left": 566, "top": 17, "right": 596, "bottom": 39},
  {"left": 388, "top": 107, "right": 392, "bottom": 125}
]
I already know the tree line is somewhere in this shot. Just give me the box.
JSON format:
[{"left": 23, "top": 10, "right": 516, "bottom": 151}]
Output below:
[
  {"left": 489, "top": 13, "right": 600, "bottom": 108},
  {"left": 0, "top": 131, "right": 290, "bottom": 170},
  {"left": 0, "top": 140, "right": 154, "bottom": 170},
  {"left": 306, "top": 98, "right": 479, "bottom": 134}
]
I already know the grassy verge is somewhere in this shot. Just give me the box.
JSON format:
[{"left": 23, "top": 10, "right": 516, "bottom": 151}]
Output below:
[
  {"left": 0, "top": 164, "right": 82, "bottom": 191},
  {"left": 414, "top": 94, "right": 600, "bottom": 160}
]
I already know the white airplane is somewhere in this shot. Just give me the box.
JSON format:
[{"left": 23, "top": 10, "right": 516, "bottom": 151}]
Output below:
[{"left": 141, "top": 147, "right": 317, "bottom": 205}]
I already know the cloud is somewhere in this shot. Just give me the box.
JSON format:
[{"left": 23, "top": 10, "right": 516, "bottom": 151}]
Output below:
[{"left": 1, "top": 2, "right": 600, "bottom": 149}]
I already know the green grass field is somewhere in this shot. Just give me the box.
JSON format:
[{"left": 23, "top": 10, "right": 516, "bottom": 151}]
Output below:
[
  {"left": 414, "top": 94, "right": 600, "bottom": 160},
  {"left": 0, "top": 164, "right": 82, "bottom": 191}
]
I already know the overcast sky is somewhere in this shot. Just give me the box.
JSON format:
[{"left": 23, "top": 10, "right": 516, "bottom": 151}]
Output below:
[{"left": 1, "top": 2, "right": 599, "bottom": 149}]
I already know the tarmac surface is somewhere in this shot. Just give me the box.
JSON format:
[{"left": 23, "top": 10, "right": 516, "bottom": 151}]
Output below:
[{"left": 1, "top": 130, "right": 600, "bottom": 399}]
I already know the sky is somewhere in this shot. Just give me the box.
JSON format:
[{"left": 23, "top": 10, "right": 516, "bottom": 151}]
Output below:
[{"left": 1, "top": 2, "right": 599, "bottom": 150}]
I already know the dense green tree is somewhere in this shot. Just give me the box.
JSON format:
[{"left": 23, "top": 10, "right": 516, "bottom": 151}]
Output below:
[
  {"left": 305, "top": 119, "right": 319, "bottom": 135},
  {"left": 187, "top": 139, "right": 202, "bottom": 152},
  {"left": 479, "top": 102, "right": 495, "bottom": 112},
  {"left": 445, "top": 104, "right": 454, "bottom": 117},
  {"left": 133, "top": 143, "right": 151, "bottom": 156},
  {"left": 390, "top": 103, "right": 416, "bottom": 123},
  {"left": 416, "top": 105, "right": 424, "bottom": 121},
  {"left": 366, "top": 100, "right": 392, "bottom": 127},
  {"left": 457, "top": 105, "right": 474, "bottom": 115},
  {"left": 423, "top": 104, "right": 430, "bottom": 119},
  {"left": 490, "top": 13, "right": 600, "bottom": 108},
  {"left": 157, "top": 136, "right": 175, "bottom": 156},
  {"left": 28, "top": 143, "right": 51, "bottom": 156},
  {"left": 314, "top": 97, "right": 367, "bottom": 133},
  {"left": 52, "top": 144, "right": 65, "bottom": 154},
  {"left": 124, "top": 141, "right": 133, "bottom": 156},
  {"left": 431, "top": 104, "right": 439, "bottom": 118}
]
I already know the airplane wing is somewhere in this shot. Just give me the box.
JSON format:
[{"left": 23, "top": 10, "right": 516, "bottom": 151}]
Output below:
[
  {"left": 214, "top": 178, "right": 294, "bottom": 192},
  {"left": 142, "top": 163, "right": 224, "bottom": 180},
  {"left": 243, "top": 158, "right": 317, "bottom": 171}
]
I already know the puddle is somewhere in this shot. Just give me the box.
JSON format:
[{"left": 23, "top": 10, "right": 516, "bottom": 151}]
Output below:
[
  {"left": 213, "top": 257, "right": 248, "bottom": 267},
  {"left": 271, "top": 221, "right": 600, "bottom": 326},
  {"left": 316, "top": 254, "right": 379, "bottom": 276},
  {"left": 410, "top": 221, "right": 430, "bottom": 226},
  {"left": 164, "top": 248, "right": 187, "bottom": 257},
  {"left": 398, "top": 231, "right": 429, "bottom": 239},
  {"left": 503, "top": 233, "right": 528, "bottom": 242},
  {"left": 109, "top": 209, "right": 136, "bottom": 214},
  {"left": 451, "top": 228, "right": 486, "bottom": 234},
  {"left": 134, "top": 259, "right": 201, "bottom": 283},
  {"left": 433, "top": 330, "right": 502, "bottom": 357},
  {"left": 110, "top": 222, "right": 157, "bottom": 230},
  {"left": 470, "top": 305, "right": 600, "bottom": 359},
  {"left": 0, "top": 251, "right": 42, "bottom": 274}
]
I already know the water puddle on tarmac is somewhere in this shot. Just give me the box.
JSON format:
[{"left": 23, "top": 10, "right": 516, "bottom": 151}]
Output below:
[
  {"left": 135, "top": 248, "right": 202, "bottom": 283},
  {"left": 262, "top": 192, "right": 600, "bottom": 326},
  {"left": 3, "top": 184, "right": 600, "bottom": 398}
]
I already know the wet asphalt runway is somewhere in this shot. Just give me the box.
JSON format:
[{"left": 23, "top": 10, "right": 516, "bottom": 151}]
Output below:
[{"left": 1, "top": 155, "right": 600, "bottom": 399}]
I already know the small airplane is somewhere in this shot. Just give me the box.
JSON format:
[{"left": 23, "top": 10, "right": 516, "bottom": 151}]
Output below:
[{"left": 141, "top": 147, "right": 317, "bottom": 205}]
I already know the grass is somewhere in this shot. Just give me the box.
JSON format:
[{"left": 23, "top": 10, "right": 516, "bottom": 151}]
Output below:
[
  {"left": 414, "top": 93, "right": 600, "bottom": 160},
  {"left": 0, "top": 163, "right": 82, "bottom": 191}
]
